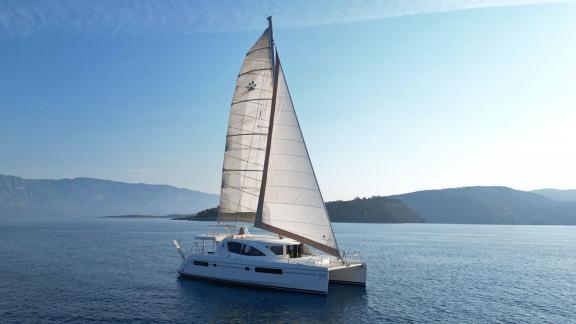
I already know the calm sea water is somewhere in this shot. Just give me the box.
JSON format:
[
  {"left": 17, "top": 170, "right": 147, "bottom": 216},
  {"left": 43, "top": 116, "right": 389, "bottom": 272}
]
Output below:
[{"left": 0, "top": 220, "right": 575, "bottom": 323}]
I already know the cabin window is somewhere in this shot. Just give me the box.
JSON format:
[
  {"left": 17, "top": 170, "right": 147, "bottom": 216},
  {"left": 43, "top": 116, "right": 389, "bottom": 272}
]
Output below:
[
  {"left": 255, "top": 267, "right": 283, "bottom": 274},
  {"left": 286, "top": 244, "right": 303, "bottom": 258},
  {"left": 241, "top": 244, "right": 265, "bottom": 256},
  {"left": 267, "top": 245, "right": 284, "bottom": 255},
  {"left": 227, "top": 241, "right": 243, "bottom": 254},
  {"left": 193, "top": 260, "right": 209, "bottom": 267}
]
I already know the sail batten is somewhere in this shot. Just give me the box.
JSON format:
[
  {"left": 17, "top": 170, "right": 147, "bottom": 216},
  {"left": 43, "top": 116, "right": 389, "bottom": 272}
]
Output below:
[{"left": 218, "top": 28, "right": 274, "bottom": 224}]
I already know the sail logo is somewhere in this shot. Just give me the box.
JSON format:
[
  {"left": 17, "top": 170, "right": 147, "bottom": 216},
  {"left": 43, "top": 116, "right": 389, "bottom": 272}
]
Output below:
[{"left": 247, "top": 81, "right": 256, "bottom": 91}]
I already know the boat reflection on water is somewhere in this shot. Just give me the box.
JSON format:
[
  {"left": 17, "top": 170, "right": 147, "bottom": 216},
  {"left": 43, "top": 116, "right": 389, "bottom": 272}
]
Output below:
[{"left": 176, "top": 277, "right": 368, "bottom": 322}]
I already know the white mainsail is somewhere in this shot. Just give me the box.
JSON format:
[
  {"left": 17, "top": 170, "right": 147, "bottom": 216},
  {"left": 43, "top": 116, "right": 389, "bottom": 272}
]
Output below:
[
  {"left": 255, "top": 55, "right": 340, "bottom": 257},
  {"left": 219, "top": 21, "right": 340, "bottom": 257},
  {"left": 218, "top": 29, "right": 274, "bottom": 222}
]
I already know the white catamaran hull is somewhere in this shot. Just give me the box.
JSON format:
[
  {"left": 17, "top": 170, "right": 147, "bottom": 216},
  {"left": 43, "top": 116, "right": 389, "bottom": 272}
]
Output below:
[
  {"left": 178, "top": 256, "right": 330, "bottom": 294},
  {"left": 329, "top": 263, "right": 367, "bottom": 286}
]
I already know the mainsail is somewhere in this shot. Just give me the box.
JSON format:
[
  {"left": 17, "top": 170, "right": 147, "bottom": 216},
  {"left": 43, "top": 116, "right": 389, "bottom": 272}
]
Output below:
[
  {"left": 219, "top": 19, "right": 340, "bottom": 257},
  {"left": 218, "top": 28, "right": 274, "bottom": 222}
]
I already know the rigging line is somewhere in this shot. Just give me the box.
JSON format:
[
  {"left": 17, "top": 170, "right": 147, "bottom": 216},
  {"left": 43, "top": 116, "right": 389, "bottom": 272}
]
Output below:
[
  {"left": 268, "top": 153, "right": 309, "bottom": 159},
  {"left": 243, "top": 58, "right": 271, "bottom": 65},
  {"left": 270, "top": 137, "right": 305, "bottom": 144},
  {"left": 225, "top": 152, "right": 265, "bottom": 165},
  {"left": 235, "top": 73, "right": 271, "bottom": 83},
  {"left": 223, "top": 169, "right": 262, "bottom": 172},
  {"left": 264, "top": 201, "right": 324, "bottom": 209},
  {"left": 226, "top": 142, "right": 264, "bottom": 155},
  {"left": 224, "top": 170, "right": 262, "bottom": 183},
  {"left": 226, "top": 141, "right": 265, "bottom": 149},
  {"left": 225, "top": 185, "right": 262, "bottom": 190},
  {"left": 266, "top": 169, "right": 314, "bottom": 175},
  {"left": 225, "top": 148, "right": 265, "bottom": 154},
  {"left": 238, "top": 68, "right": 271, "bottom": 77},
  {"left": 264, "top": 219, "right": 329, "bottom": 227},
  {"left": 245, "top": 46, "right": 269, "bottom": 56},
  {"left": 232, "top": 98, "right": 272, "bottom": 105},
  {"left": 244, "top": 57, "right": 270, "bottom": 62},
  {"left": 224, "top": 155, "right": 260, "bottom": 165},
  {"left": 227, "top": 132, "right": 268, "bottom": 137},
  {"left": 220, "top": 196, "right": 257, "bottom": 210},
  {"left": 266, "top": 185, "right": 318, "bottom": 192},
  {"left": 229, "top": 112, "right": 268, "bottom": 123},
  {"left": 223, "top": 187, "right": 260, "bottom": 197},
  {"left": 227, "top": 125, "right": 268, "bottom": 135},
  {"left": 234, "top": 85, "right": 269, "bottom": 93},
  {"left": 272, "top": 123, "right": 300, "bottom": 128},
  {"left": 220, "top": 200, "right": 257, "bottom": 213},
  {"left": 226, "top": 142, "right": 265, "bottom": 150}
]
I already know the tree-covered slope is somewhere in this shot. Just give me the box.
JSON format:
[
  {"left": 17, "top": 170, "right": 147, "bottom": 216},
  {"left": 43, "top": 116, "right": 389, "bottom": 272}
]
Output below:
[{"left": 176, "top": 196, "right": 423, "bottom": 223}]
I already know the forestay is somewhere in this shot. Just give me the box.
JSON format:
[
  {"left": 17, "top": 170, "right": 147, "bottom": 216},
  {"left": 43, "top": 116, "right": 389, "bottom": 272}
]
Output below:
[{"left": 218, "top": 29, "right": 274, "bottom": 223}]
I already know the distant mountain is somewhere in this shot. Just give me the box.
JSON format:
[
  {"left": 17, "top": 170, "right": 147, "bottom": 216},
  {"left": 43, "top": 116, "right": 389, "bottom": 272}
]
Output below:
[
  {"left": 4, "top": 173, "right": 576, "bottom": 226},
  {"left": 0, "top": 174, "right": 219, "bottom": 220},
  {"left": 392, "top": 186, "right": 576, "bottom": 225},
  {"left": 175, "top": 196, "right": 424, "bottom": 223},
  {"left": 532, "top": 189, "right": 576, "bottom": 202}
]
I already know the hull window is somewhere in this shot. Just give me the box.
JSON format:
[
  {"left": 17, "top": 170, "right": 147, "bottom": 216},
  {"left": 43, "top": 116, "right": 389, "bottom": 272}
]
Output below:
[
  {"left": 242, "top": 245, "right": 265, "bottom": 256},
  {"left": 227, "top": 241, "right": 243, "bottom": 254},
  {"left": 228, "top": 241, "right": 265, "bottom": 256},
  {"left": 193, "top": 260, "right": 209, "bottom": 267},
  {"left": 267, "top": 245, "right": 284, "bottom": 255},
  {"left": 255, "top": 267, "right": 283, "bottom": 275},
  {"left": 286, "top": 244, "right": 304, "bottom": 258}
]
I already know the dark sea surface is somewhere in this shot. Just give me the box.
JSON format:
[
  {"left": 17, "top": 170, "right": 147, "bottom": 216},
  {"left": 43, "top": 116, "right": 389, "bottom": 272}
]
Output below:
[{"left": 1, "top": 220, "right": 575, "bottom": 323}]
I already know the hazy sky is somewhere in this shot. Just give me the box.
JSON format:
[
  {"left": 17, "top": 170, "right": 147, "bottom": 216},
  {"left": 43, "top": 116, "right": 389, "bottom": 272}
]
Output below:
[{"left": 1, "top": 1, "right": 575, "bottom": 200}]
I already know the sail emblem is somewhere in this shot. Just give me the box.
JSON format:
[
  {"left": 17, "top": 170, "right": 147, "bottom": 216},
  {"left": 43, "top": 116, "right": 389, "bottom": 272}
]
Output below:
[{"left": 247, "top": 81, "right": 256, "bottom": 91}]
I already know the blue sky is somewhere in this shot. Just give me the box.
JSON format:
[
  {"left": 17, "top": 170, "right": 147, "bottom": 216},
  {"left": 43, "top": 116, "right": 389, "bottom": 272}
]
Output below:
[{"left": 1, "top": 1, "right": 575, "bottom": 200}]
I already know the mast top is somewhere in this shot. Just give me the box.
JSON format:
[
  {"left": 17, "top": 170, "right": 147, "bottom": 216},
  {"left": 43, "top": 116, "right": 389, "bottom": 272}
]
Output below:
[
  {"left": 267, "top": 16, "right": 274, "bottom": 45},
  {"left": 266, "top": 16, "right": 276, "bottom": 81}
]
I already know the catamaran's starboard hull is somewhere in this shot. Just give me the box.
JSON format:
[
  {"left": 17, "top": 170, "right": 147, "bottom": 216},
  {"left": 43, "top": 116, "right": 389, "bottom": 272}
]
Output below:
[
  {"left": 178, "top": 256, "right": 329, "bottom": 294},
  {"left": 328, "top": 262, "right": 367, "bottom": 286}
]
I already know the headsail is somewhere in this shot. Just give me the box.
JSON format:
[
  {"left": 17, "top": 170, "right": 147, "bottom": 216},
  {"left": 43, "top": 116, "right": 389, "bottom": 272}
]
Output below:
[
  {"left": 218, "top": 28, "right": 274, "bottom": 223},
  {"left": 255, "top": 54, "right": 340, "bottom": 257}
]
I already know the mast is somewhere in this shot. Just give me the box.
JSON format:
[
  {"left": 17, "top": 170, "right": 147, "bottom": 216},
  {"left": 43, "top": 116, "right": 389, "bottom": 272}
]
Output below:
[
  {"left": 267, "top": 16, "right": 275, "bottom": 79},
  {"left": 255, "top": 16, "right": 278, "bottom": 225}
]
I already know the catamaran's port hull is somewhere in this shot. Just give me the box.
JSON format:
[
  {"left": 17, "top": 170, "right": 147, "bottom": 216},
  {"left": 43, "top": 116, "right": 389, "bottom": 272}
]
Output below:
[
  {"left": 178, "top": 257, "right": 329, "bottom": 294},
  {"left": 328, "top": 263, "right": 367, "bottom": 286},
  {"left": 178, "top": 272, "right": 329, "bottom": 295}
]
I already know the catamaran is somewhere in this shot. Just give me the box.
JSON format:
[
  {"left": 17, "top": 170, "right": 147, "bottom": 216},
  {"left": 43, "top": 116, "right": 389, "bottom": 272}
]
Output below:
[{"left": 173, "top": 17, "right": 366, "bottom": 295}]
